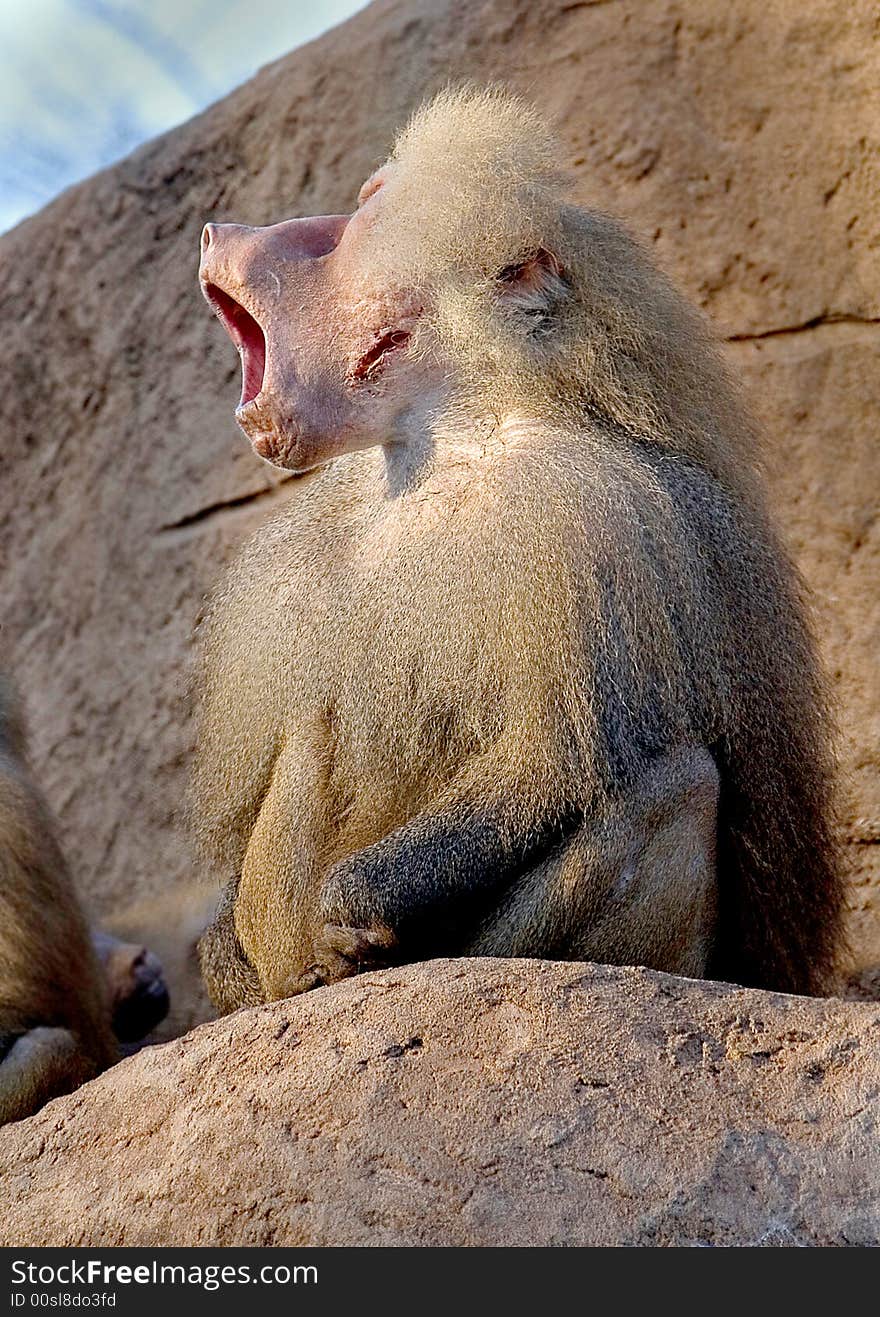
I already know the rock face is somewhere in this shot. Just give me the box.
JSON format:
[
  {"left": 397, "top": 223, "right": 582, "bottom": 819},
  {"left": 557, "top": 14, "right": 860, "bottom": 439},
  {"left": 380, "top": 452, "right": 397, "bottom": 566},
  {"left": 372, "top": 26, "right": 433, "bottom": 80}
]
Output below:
[
  {"left": 1, "top": 960, "right": 878, "bottom": 1247},
  {"left": 0, "top": 0, "right": 877, "bottom": 1027}
]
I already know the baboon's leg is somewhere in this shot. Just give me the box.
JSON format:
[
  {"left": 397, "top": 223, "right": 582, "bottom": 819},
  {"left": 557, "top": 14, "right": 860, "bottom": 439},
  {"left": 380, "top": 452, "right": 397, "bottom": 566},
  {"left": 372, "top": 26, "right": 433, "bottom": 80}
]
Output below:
[
  {"left": 0, "top": 1027, "right": 98, "bottom": 1126},
  {"left": 197, "top": 878, "right": 263, "bottom": 1013},
  {"left": 469, "top": 747, "right": 719, "bottom": 978},
  {"left": 234, "top": 730, "right": 332, "bottom": 1002}
]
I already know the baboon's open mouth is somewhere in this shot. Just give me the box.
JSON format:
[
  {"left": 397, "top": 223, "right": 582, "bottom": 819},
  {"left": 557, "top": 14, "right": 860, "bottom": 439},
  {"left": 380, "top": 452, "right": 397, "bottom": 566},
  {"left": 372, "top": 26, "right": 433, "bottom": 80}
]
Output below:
[{"left": 202, "top": 283, "right": 266, "bottom": 407}]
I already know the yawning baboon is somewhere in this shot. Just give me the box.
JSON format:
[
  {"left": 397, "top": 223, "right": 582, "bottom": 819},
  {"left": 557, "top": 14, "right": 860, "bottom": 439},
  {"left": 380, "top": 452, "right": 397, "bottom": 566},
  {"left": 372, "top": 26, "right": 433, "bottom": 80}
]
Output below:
[{"left": 194, "top": 86, "right": 843, "bottom": 1008}]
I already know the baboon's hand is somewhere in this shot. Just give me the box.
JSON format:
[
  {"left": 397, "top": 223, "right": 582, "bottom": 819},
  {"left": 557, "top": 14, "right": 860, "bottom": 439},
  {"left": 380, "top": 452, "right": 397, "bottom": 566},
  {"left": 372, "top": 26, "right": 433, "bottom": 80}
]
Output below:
[{"left": 310, "top": 922, "right": 398, "bottom": 986}]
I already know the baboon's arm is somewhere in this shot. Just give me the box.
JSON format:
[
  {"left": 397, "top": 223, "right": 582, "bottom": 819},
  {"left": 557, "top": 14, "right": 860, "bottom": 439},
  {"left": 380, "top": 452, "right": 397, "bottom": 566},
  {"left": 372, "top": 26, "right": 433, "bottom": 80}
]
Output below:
[
  {"left": 0, "top": 1028, "right": 99, "bottom": 1125},
  {"left": 320, "top": 764, "right": 578, "bottom": 951},
  {"left": 320, "top": 746, "right": 721, "bottom": 960}
]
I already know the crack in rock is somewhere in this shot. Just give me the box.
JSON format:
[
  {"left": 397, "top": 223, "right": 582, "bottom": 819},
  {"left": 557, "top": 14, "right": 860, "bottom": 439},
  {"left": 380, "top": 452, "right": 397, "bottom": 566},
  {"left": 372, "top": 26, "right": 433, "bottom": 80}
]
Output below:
[{"left": 726, "top": 313, "right": 880, "bottom": 342}]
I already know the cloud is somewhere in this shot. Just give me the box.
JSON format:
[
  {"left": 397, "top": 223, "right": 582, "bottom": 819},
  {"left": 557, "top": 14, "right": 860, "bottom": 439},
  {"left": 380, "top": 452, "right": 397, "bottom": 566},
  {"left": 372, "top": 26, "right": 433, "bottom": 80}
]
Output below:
[{"left": 0, "top": 0, "right": 363, "bottom": 232}]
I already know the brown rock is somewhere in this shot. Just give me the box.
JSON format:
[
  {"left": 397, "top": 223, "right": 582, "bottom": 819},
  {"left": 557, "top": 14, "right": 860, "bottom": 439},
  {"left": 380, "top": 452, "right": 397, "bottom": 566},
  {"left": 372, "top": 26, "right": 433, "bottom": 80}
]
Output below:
[
  {"left": 1, "top": 960, "right": 878, "bottom": 1247},
  {"left": 0, "top": 0, "right": 876, "bottom": 1030}
]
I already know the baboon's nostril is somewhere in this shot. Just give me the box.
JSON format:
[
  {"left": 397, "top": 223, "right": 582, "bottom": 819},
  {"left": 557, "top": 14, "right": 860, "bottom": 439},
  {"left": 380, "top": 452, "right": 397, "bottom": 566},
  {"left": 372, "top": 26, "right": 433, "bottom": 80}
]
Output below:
[{"left": 201, "top": 224, "right": 214, "bottom": 254}]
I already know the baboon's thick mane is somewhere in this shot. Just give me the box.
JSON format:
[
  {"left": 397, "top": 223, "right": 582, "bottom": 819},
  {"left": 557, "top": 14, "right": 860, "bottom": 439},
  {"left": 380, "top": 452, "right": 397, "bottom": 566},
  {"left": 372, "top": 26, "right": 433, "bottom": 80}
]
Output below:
[{"left": 373, "top": 85, "right": 757, "bottom": 494}]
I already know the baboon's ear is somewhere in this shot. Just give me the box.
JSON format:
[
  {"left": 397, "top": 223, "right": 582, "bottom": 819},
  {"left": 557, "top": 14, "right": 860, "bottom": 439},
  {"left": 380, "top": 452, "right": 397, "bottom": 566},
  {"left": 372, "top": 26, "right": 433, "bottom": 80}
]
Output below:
[
  {"left": 495, "top": 248, "right": 564, "bottom": 296},
  {"left": 494, "top": 249, "right": 567, "bottom": 335}
]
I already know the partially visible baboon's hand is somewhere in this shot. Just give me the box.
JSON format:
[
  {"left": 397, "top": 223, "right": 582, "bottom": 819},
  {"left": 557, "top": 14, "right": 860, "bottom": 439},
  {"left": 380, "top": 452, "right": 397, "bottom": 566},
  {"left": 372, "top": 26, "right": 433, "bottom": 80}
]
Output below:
[{"left": 310, "top": 922, "right": 398, "bottom": 986}]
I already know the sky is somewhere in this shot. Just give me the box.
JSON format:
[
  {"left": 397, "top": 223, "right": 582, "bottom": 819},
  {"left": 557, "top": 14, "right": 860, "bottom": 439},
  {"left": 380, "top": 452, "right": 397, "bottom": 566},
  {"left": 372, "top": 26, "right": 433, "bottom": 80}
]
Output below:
[{"left": 0, "top": 0, "right": 364, "bottom": 233}]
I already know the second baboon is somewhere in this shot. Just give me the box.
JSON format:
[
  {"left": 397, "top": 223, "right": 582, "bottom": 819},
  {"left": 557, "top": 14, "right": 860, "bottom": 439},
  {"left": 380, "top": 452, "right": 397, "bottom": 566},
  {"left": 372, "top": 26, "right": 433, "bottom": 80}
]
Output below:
[
  {"left": 194, "top": 86, "right": 843, "bottom": 1009},
  {"left": 0, "top": 678, "right": 169, "bottom": 1124}
]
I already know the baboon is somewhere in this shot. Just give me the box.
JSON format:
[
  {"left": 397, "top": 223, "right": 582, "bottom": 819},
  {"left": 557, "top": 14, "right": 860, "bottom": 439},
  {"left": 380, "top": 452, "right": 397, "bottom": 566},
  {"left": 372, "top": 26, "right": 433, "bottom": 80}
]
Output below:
[
  {"left": 194, "top": 86, "right": 843, "bottom": 1010},
  {"left": 0, "top": 678, "right": 169, "bottom": 1124}
]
